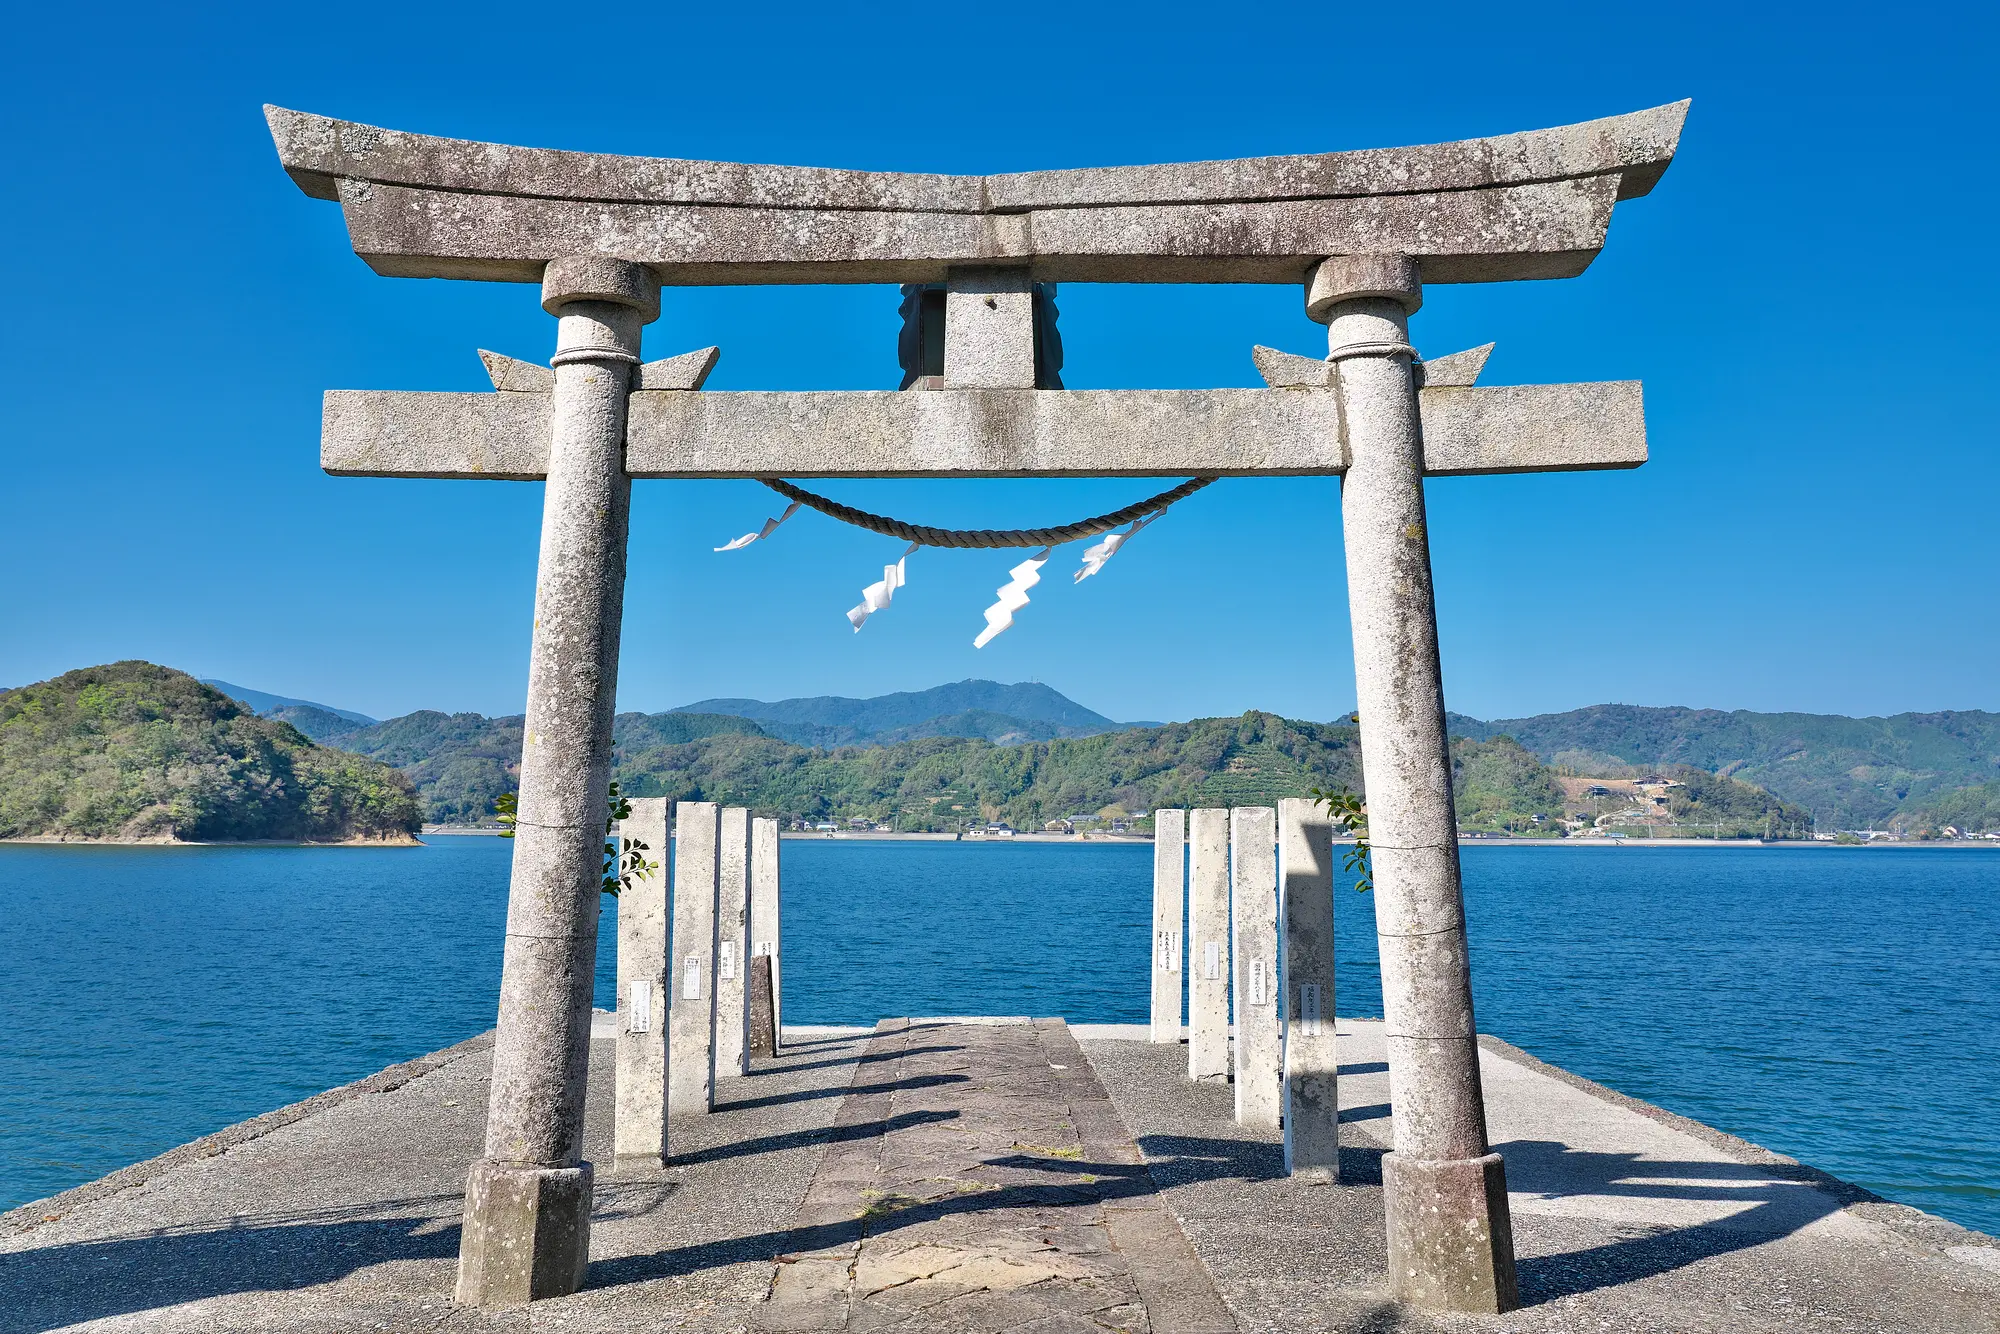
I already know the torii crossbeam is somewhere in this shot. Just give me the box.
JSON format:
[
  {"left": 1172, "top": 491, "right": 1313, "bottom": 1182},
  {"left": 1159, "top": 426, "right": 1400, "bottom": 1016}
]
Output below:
[{"left": 269, "top": 100, "right": 1686, "bottom": 1315}]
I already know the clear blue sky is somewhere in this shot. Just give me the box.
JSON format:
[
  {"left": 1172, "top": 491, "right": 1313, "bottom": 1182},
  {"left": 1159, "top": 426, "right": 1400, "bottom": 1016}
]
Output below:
[{"left": 2, "top": 2, "right": 1992, "bottom": 725}]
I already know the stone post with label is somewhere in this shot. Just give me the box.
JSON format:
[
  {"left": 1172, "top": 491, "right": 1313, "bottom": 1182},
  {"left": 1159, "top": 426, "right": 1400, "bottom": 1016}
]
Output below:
[
  {"left": 1317, "top": 254, "right": 1518, "bottom": 1312},
  {"left": 614, "top": 796, "right": 670, "bottom": 1174},
  {"left": 714, "top": 807, "right": 752, "bottom": 1078},
  {"left": 1150, "top": 808, "right": 1186, "bottom": 1043},
  {"left": 750, "top": 815, "right": 782, "bottom": 1052},
  {"left": 670, "top": 800, "right": 721, "bottom": 1115},
  {"left": 1186, "top": 807, "right": 1231, "bottom": 1082},
  {"left": 1278, "top": 795, "right": 1338, "bottom": 1180},
  {"left": 1230, "top": 805, "right": 1281, "bottom": 1127}
]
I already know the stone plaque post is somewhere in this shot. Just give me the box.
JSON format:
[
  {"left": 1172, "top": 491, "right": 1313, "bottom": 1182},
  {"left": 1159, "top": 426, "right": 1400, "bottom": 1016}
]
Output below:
[
  {"left": 1230, "top": 805, "right": 1281, "bottom": 1128},
  {"left": 1149, "top": 808, "right": 1186, "bottom": 1043},
  {"left": 1186, "top": 807, "right": 1231, "bottom": 1082},
  {"left": 1278, "top": 795, "right": 1338, "bottom": 1180},
  {"left": 669, "top": 800, "right": 721, "bottom": 1115},
  {"left": 714, "top": 807, "right": 752, "bottom": 1078},
  {"left": 613, "top": 796, "right": 670, "bottom": 1174},
  {"left": 453, "top": 257, "right": 658, "bottom": 1308},
  {"left": 1316, "top": 254, "right": 1518, "bottom": 1312},
  {"left": 750, "top": 815, "right": 783, "bottom": 1052}
]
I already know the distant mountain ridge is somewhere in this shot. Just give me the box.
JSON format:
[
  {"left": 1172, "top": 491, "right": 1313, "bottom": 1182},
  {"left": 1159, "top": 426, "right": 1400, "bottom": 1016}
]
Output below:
[
  {"left": 674, "top": 680, "right": 1131, "bottom": 748},
  {"left": 1450, "top": 703, "right": 2000, "bottom": 829},
  {"left": 201, "top": 679, "right": 376, "bottom": 727}
]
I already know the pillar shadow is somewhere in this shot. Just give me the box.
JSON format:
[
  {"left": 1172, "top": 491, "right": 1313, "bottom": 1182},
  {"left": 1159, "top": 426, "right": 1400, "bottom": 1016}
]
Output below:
[
  {"left": 668, "top": 1109, "right": 959, "bottom": 1167},
  {"left": 1495, "top": 1139, "right": 1850, "bottom": 1304},
  {"left": 0, "top": 1196, "right": 462, "bottom": 1334},
  {"left": 716, "top": 1072, "right": 967, "bottom": 1114},
  {"left": 746, "top": 1044, "right": 964, "bottom": 1078}
]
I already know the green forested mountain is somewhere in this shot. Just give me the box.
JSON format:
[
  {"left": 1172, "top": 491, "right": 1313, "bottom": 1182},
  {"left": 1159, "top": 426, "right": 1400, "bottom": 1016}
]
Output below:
[
  {"left": 673, "top": 680, "right": 1129, "bottom": 747},
  {"left": 0, "top": 663, "right": 421, "bottom": 842},
  {"left": 613, "top": 711, "right": 1363, "bottom": 829},
  {"left": 325, "top": 708, "right": 768, "bottom": 824},
  {"left": 1451, "top": 704, "right": 2000, "bottom": 828}
]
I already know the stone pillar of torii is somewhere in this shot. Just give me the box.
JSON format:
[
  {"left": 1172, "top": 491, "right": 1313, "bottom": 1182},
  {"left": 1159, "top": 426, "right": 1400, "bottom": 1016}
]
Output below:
[{"left": 268, "top": 98, "right": 1686, "bottom": 1313}]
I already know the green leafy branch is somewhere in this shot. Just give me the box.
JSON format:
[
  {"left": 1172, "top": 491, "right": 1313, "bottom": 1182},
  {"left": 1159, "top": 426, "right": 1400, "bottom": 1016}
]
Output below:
[
  {"left": 494, "top": 782, "right": 660, "bottom": 898},
  {"left": 1307, "top": 784, "right": 1372, "bottom": 893}
]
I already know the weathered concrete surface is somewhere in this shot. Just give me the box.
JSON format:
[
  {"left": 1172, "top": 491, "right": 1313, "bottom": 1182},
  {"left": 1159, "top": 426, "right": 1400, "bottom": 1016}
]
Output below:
[
  {"left": 716, "top": 807, "right": 752, "bottom": 1081},
  {"left": 944, "top": 268, "right": 1037, "bottom": 389},
  {"left": 1278, "top": 796, "right": 1339, "bottom": 1179},
  {"left": 0, "top": 1027, "right": 866, "bottom": 1333},
  {"left": 1229, "top": 806, "right": 1280, "bottom": 1129},
  {"left": 8, "top": 1017, "right": 1996, "bottom": 1332},
  {"left": 1082, "top": 1024, "right": 2000, "bottom": 1333},
  {"left": 1187, "top": 808, "right": 1231, "bottom": 1083},
  {"left": 267, "top": 102, "right": 1685, "bottom": 286},
  {"left": 1149, "top": 808, "right": 1185, "bottom": 1044},
  {"left": 613, "top": 799, "right": 669, "bottom": 1173},
  {"left": 319, "top": 380, "right": 1645, "bottom": 480},
  {"left": 748, "top": 1019, "right": 1236, "bottom": 1332}
]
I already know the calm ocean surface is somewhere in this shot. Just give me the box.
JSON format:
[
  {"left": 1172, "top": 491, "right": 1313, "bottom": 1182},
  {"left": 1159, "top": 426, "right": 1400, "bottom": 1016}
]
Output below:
[{"left": 1, "top": 839, "right": 1994, "bottom": 1235}]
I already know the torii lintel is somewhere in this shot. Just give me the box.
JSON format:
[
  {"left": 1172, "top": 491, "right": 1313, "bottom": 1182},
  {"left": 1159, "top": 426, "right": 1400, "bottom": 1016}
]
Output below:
[{"left": 267, "top": 102, "right": 1686, "bottom": 286}]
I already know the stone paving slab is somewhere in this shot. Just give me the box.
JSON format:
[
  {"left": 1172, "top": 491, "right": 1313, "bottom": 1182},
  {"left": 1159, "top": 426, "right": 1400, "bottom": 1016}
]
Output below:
[
  {"left": 1081, "top": 1022, "right": 2000, "bottom": 1334},
  {"left": 751, "top": 1019, "right": 1235, "bottom": 1333}
]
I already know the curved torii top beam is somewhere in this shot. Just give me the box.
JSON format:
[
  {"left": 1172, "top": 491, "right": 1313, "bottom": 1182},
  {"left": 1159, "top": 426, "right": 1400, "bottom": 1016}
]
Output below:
[{"left": 266, "top": 102, "right": 1687, "bottom": 288}]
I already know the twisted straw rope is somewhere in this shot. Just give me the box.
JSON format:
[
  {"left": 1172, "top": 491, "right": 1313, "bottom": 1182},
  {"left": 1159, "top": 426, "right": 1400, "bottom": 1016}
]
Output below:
[{"left": 758, "top": 476, "right": 1217, "bottom": 550}]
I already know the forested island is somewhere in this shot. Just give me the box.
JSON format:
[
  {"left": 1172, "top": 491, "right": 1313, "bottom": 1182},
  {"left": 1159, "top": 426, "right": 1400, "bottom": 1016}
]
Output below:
[{"left": 0, "top": 663, "right": 422, "bottom": 843}]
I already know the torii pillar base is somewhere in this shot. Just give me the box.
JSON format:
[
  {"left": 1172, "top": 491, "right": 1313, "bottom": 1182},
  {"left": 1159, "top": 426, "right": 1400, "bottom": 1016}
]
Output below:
[
  {"left": 1383, "top": 1152, "right": 1518, "bottom": 1312},
  {"left": 455, "top": 1161, "right": 593, "bottom": 1307}
]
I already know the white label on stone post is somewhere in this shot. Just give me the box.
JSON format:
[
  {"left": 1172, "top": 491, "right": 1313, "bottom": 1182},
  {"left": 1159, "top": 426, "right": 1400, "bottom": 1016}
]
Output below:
[
  {"left": 720, "top": 941, "right": 736, "bottom": 980},
  {"left": 755, "top": 939, "right": 774, "bottom": 956},
  {"left": 683, "top": 954, "right": 704, "bottom": 1000},
  {"left": 1251, "top": 959, "right": 1268, "bottom": 1007},
  {"left": 628, "top": 979, "right": 652, "bottom": 1034},
  {"left": 1204, "top": 941, "right": 1222, "bottom": 980},
  {"left": 1298, "top": 982, "right": 1323, "bottom": 1037}
]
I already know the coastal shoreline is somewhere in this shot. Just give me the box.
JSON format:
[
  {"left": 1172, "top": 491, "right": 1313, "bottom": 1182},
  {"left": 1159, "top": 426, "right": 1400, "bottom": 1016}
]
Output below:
[{"left": 0, "top": 834, "right": 423, "bottom": 848}]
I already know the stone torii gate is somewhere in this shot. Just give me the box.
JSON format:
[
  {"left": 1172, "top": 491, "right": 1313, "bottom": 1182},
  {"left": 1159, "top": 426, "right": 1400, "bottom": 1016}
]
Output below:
[{"left": 268, "top": 100, "right": 1685, "bottom": 1313}]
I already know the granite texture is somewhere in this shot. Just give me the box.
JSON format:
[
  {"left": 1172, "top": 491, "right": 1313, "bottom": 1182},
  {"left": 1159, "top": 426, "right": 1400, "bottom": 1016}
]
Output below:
[
  {"left": 1324, "top": 286, "right": 1517, "bottom": 1310},
  {"left": 268, "top": 102, "right": 1686, "bottom": 287},
  {"left": 321, "top": 382, "right": 1643, "bottom": 481},
  {"left": 716, "top": 808, "right": 753, "bottom": 1081}
]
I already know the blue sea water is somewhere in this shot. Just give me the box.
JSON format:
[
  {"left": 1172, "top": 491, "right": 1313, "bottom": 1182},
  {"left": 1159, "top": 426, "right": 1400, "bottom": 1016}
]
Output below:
[{"left": 0, "top": 839, "right": 1994, "bottom": 1236}]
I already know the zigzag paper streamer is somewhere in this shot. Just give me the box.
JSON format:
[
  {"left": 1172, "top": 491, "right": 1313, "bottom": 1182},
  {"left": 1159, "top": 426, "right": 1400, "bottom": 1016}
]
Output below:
[
  {"left": 973, "top": 546, "right": 1053, "bottom": 648},
  {"left": 715, "top": 500, "right": 801, "bottom": 552},
  {"left": 1074, "top": 510, "right": 1164, "bottom": 583},
  {"left": 848, "top": 542, "right": 918, "bottom": 631}
]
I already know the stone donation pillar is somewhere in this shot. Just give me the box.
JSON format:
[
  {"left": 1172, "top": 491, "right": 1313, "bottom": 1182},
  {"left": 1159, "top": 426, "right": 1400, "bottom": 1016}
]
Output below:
[
  {"left": 1186, "top": 807, "right": 1230, "bottom": 1082},
  {"left": 750, "top": 815, "right": 782, "bottom": 1051},
  {"left": 671, "top": 801, "right": 722, "bottom": 1114},
  {"left": 1313, "top": 255, "right": 1518, "bottom": 1313},
  {"left": 1230, "top": 806, "right": 1281, "bottom": 1127},
  {"left": 715, "top": 807, "right": 752, "bottom": 1078},
  {"left": 1149, "top": 808, "right": 1185, "bottom": 1043},
  {"left": 456, "top": 257, "right": 660, "bottom": 1307},
  {"left": 614, "top": 797, "right": 670, "bottom": 1174},
  {"left": 1278, "top": 796, "right": 1339, "bottom": 1180}
]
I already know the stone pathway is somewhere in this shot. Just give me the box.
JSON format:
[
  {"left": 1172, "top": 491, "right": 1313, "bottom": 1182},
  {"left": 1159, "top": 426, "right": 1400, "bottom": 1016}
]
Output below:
[{"left": 754, "top": 1019, "right": 1235, "bottom": 1333}]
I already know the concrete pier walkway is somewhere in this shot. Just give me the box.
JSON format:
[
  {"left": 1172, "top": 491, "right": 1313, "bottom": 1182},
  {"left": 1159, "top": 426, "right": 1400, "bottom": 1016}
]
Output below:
[{"left": 3, "top": 1018, "right": 1997, "bottom": 1332}]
